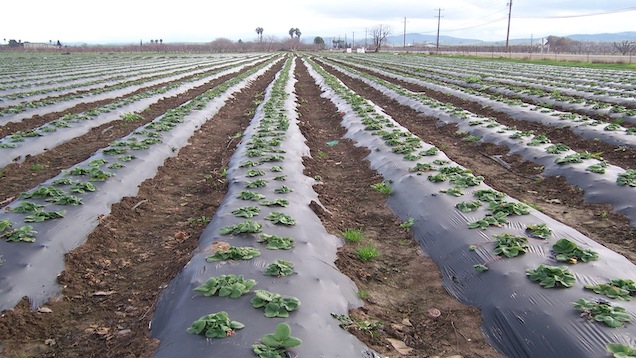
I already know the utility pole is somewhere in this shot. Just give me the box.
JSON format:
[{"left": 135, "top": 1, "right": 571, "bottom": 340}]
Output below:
[
  {"left": 403, "top": 17, "right": 407, "bottom": 50},
  {"left": 365, "top": 28, "right": 368, "bottom": 50},
  {"left": 352, "top": 32, "right": 355, "bottom": 49},
  {"left": 435, "top": 9, "right": 443, "bottom": 52},
  {"left": 505, "top": 0, "right": 513, "bottom": 51}
]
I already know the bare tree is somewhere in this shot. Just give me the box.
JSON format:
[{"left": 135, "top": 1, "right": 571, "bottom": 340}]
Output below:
[
  {"left": 371, "top": 24, "right": 391, "bottom": 52},
  {"left": 613, "top": 40, "right": 636, "bottom": 55}
]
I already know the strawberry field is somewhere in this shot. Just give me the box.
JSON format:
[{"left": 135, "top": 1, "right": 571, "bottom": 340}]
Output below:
[{"left": 0, "top": 51, "right": 635, "bottom": 358}]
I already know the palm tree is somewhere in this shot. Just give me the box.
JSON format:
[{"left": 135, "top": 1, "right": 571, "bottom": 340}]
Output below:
[
  {"left": 294, "top": 28, "right": 301, "bottom": 39},
  {"left": 160, "top": 39, "right": 163, "bottom": 44},
  {"left": 255, "top": 27, "right": 263, "bottom": 42},
  {"left": 289, "top": 28, "right": 295, "bottom": 39}
]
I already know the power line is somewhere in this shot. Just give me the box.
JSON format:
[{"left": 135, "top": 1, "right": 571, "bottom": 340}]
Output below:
[{"left": 516, "top": 6, "right": 636, "bottom": 19}]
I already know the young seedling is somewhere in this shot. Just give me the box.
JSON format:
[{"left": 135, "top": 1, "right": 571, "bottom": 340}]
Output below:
[
  {"left": 400, "top": 218, "right": 415, "bottom": 230},
  {"left": 246, "top": 179, "right": 268, "bottom": 188},
  {"left": 356, "top": 244, "right": 380, "bottom": 261},
  {"left": 273, "top": 185, "right": 293, "bottom": 194},
  {"left": 186, "top": 311, "right": 244, "bottom": 338},
  {"left": 341, "top": 228, "right": 364, "bottom": 243},
  {"left": 331, "top": 313, "right": 383, "bottom": 336},
  {"left": 370, "top": 181, "right": 392, "bottom": 195}
]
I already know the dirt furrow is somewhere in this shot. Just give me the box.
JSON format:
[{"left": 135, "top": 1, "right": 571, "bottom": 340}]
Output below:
[{"left": 0, "top": 62, "right": 281, "bottom": 357}]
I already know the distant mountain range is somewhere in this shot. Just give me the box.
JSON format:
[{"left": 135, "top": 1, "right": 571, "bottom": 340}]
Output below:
[{"left": 322, "top": 31, "right": 636, "bottom": 48}]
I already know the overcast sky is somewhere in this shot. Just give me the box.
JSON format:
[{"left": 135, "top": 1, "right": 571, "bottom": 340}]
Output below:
[{"left": 2, "top": 0, "right": 635, "bottom": 45}]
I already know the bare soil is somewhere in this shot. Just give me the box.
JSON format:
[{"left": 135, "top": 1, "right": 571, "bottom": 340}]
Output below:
[{"left": 0, "top": 54, "right": 633, "bottom": 358}]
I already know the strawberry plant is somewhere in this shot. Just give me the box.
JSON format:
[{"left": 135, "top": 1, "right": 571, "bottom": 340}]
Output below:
[
  {"left": 468, "top": 212, "right": 509, "bottom": 229},
  {"left": 24, "top": 210, "right": 66, "bottom": 222},
  {"left": 238, "top": 190, "right": 266, "bottom": 201},
  {"left": 2, "top": 225, "right": 37, "bottom": 242},
  {"left": 409, "top": 162, "right": 434, "bottom": 172},
  {"left": 264, "top": 260, "right": 294, "bottom": 277},
  {"left": 20, "top": 186, "right": 64, "bottom": 199},
  {"left": 193, "top": 274, "right": 257, "bottom": 298},
  {"left": 546, "top": 144, "right": 570, "bottom": 154},
  {"left": 10, "top": 202, "right": 44, "bottom": 213},
  {"left": 259, "top": 199, "right": 289, "bottom": 207},
  {"left": 526, "top": 223, "right": 552, "bottom": 239},
  {"left": 273, "top": 185, "right": 293, "bottom": 194},
  {"left": 258, "top": 234, "right": 295, "bottom": 250},
  {"left": 271, "top": 166, "right": 283, "bottom": 172},
  {"left": 473, "top": 189, "right": 506, "bottom": 203},
  {"left": 46, "top": 195, "right": 83, "bottom": 205},
  {"left": 606, "top": 343, "right": 636, "bottom": 358},
  {"left": 493, "top": 233, "right": 528, "bottom": 258},
  {"left": 552, "top": 238, "right": 599, "bottom": 264},
  {"left": 265, "top": 212, "right": 295, "bottom": 226},
  {"left": 440, "top": 187, "right": 464, "bottom": 197},
  {"left": 186, "top": 311, "right": 244, "bottom": 338},
  {"left": 488, "top": 201, "right": 530, "bottom": 216},
  {"left": 473, "top": 264, "right": 489, "bottom": 272},
  {"left": 455, "top": 200, "right": 482, "bottom": 212},
  {"left": 246, "top": 169, "right": 266, "bottom": 177},
  {"left": 70, "top": 182, "right": 97, "bottom": 194},
  {"left": 252, "top": 323, "right": 302, "bottom": 358},
  {"left": 273, "top": 175, "right": 287, "bottom": 181},
  {"left": 617, "top": 169, "right": 636, "bottom": 187},
  {"left": 572, "top": 298, "right": 631, "bottom": 328},
  {"left": 232, "top": 206, "right": 260, "bottom": 218},
  {"left": 422, "top": 147, "right": 439, "bottom": 156},
  {"left": 206, "top": 246, "right": 261, "bottom": 262},
  {"left": 585, "top": 279, "right": 636, "bottom": 301},
  {"left": 246, "top": 179, "right": 268, "bottom": 188},
  {"left": 586, "top": 161, "right": 608, "bottom": 174},
  {"left": 527, "top": 264, "right": 575, "bottom": 288},
  {"left": 0, "top": 219, "right": 12, "bottom": 233},
  {"left": 250, "top": 290, "right": 301, "bottom": 318}
]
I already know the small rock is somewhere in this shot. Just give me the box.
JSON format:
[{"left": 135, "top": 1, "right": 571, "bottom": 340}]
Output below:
[
  {"left": 44, "top": 338, "right": 56, "bottom": 346},
  {"left": 37, "top": 307, "right": 53, "bottom": 314},
  {"left": 117, "top": 329, "right": 132, "bottom": 336},
  {"left": 401, "top": 318, "right": 413, "bottom": 327},
  {"left": 428, "top": 308, "right": 441, "bottom": 318}
]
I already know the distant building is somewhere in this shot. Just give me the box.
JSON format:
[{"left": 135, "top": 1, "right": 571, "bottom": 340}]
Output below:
[{"left": 23, "top": 42, "right": 59, "bottom": 49}]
